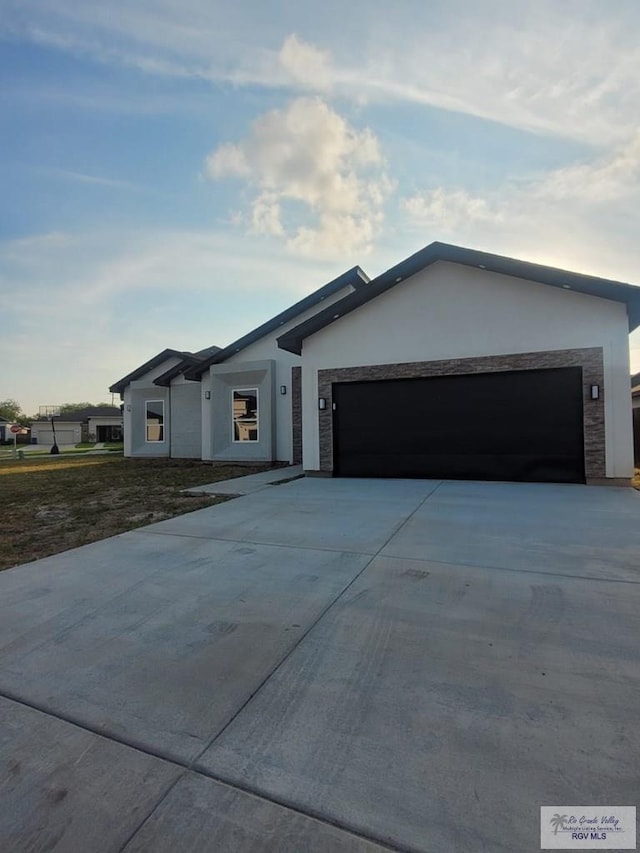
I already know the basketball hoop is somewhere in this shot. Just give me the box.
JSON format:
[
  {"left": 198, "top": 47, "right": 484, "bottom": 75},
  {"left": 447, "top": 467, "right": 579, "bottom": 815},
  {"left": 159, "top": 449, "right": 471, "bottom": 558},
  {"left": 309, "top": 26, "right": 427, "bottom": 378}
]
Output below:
[
  {"left": 39, "top": 405, "right": 61, "bottom": 418},
  {"left": 39, "top": 405, "right": 62, "bottom": 453}
]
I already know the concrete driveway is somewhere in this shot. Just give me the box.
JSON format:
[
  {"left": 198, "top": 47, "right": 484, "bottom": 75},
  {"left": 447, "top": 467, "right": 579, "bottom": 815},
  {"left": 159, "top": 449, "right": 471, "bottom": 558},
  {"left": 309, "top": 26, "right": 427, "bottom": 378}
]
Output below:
[{"left": 1, "top": 477, "right": 638, "bottom": 852}]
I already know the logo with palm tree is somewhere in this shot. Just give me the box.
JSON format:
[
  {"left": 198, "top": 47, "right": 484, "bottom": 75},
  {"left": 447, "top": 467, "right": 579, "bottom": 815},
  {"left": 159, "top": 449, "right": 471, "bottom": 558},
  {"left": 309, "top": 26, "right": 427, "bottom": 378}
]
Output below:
[{"left": 550, "top": 814, "right": 568, "bottom": 835}]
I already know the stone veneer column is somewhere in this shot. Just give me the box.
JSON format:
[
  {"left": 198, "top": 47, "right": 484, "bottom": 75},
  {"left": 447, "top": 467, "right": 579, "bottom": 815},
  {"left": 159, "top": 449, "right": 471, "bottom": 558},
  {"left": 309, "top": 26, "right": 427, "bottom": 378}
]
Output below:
[{"left": 291, "top": 366, "right": 302, "bottom": 465}]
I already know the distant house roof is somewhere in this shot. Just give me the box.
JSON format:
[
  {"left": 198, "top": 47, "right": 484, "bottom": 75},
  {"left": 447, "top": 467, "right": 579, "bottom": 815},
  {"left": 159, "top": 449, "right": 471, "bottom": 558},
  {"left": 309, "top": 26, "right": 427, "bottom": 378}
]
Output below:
[
  {"left": 278, "top": 242, "right": 640, "bottom": 355},
  {"left": 185, "top": 266, "right": 370, "bottom": 380},
  {"left": 32, "top": 407, "right": 122, "bottom": 423}
]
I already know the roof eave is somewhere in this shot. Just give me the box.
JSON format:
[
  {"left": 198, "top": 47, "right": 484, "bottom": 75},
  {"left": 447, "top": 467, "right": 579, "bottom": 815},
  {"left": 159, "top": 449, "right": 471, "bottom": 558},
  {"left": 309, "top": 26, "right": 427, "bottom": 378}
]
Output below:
[
  {"left": 186, "top": 266, "right": 368, "bottom": 380},
  {"left": 109, "top": 348, "right": 185, "bottom": 394},
  {"left": 277, "top": 242, "right": 640, "bottom": 350}
]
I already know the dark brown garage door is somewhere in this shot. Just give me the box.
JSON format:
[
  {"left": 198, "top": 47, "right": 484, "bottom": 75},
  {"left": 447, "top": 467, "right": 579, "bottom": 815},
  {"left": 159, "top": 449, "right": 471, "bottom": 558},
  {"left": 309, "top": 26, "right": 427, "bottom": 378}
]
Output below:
[{"left": 332, "top": 367, "right": 585, "bottom": 483}]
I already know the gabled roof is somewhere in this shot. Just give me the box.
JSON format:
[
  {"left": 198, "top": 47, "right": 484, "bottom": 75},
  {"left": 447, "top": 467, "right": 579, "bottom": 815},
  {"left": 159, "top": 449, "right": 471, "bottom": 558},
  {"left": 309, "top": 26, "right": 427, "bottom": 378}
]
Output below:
[
  {"left": 185, "top": 266, "right": 369, "bottom": 380},
  {"left": 154, "top": 346, "right": 223, "bottom": 387},
  {"left": 277, "top": 242, "right": 640, "bottom": 355},
  {"left": 109, "top": 348, "right": 189, "bottom": 395}
]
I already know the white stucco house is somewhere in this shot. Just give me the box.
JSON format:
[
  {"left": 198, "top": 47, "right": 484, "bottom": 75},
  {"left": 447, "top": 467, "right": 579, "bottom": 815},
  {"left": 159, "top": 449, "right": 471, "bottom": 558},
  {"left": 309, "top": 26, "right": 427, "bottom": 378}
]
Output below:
[
  {"left": 110, "top": 267, "right": 367, "bottom": 462},
  {"left": 111, "top": 242, "right": 640, "bottom": 485}
]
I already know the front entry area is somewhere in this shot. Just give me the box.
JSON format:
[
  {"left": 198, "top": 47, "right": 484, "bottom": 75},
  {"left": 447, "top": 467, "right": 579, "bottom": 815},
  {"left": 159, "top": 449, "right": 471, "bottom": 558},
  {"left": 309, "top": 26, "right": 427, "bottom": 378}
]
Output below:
[
  {"left": 332, "top": 366, "right": 586, "bottom": 483},
  {"left": 96, "top": 425, "right": 123, "bottom": 442}
]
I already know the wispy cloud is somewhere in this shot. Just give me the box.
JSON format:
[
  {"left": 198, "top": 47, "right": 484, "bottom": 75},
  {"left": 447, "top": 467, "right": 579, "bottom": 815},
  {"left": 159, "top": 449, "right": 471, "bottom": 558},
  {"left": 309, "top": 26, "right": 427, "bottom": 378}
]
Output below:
[
  {"left": 5, "top": 2, "right": 640, "bottom": 143},
  {"left": 40, "top": 168, "right": 142, "bottom": 190},
  {"left": 401, "top": 129, "right": 640, "bottom": 283},
  {"left": 0, "top": 224, "right": 347, "bottom": 411}
]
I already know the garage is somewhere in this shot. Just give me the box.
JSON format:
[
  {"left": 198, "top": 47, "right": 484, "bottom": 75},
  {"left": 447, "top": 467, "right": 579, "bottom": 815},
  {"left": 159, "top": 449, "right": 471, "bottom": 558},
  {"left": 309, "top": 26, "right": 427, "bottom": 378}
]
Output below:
[
  {"left": 332, "top": 366, "right": 586, "bottom": 483},
  {"left": 35, "top": 429, "right": 76, "bottom": 445}
]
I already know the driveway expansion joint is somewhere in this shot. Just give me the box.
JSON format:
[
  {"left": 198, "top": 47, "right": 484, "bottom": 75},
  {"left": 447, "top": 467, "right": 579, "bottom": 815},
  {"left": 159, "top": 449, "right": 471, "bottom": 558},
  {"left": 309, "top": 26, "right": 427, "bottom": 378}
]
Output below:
[
  {"left": 377, "top": 551, "right": 640, "bottom": 585},
  {"left": 0, "top": 689, "right": 406, "bottom": 853},
  {"left": 132, "top": 527, "right": 381, "bottom": 556},
  {"left": 188, "top": 482, "right": 440, "bottom": 764}
]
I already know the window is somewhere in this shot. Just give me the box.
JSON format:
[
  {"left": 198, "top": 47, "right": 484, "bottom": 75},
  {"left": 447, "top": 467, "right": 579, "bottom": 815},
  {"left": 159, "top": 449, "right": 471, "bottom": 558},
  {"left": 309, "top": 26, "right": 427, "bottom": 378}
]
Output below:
[
  {"left": 232, "top": 388, "right": 258, "bottom": 442},
  {"left": 146, "top": 401, "right": 164, "bottom": 442}
]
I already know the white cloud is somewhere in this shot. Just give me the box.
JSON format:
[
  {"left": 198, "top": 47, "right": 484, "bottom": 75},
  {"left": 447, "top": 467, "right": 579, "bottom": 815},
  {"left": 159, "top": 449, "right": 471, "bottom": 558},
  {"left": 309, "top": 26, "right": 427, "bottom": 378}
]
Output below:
[
  {"left": 207, "top": 143, "right": 250, "bottom": 179},
  {"left": 402, "top": 188, "right": 504, "bottom": 231},
  {"left": 536, "top": 130, "right": 640, "bottom": 204},
  {"left": 250, "top": 193, "right": 285, "bottom": 236},
  {"left": 278, "top": 33, "right": 332, "bottom": 91},
  {"left": 205, "top": 96, "right": 393, "bottom": 257}
]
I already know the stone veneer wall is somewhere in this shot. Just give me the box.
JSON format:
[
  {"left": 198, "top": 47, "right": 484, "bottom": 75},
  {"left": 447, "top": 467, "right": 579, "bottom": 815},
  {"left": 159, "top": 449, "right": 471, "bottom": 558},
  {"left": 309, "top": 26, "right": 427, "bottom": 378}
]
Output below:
[
  {"left": 317, "top": 347, "right": 605, "bottom": 479},
  {"left": 291, "top": 366, "right": 302, "bottom": 465}
]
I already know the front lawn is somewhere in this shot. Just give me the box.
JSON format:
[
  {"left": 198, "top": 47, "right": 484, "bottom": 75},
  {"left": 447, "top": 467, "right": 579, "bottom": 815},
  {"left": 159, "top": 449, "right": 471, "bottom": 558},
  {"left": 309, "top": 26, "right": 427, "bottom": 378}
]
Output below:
[{"left": 0, "top": 456, "right": 282, "bottom": 571}]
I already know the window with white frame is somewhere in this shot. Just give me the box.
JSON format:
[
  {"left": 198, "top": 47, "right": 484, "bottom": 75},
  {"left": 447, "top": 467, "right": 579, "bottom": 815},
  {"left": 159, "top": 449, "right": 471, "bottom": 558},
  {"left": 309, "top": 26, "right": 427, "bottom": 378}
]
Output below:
[
  {"left": 145, "top": 400, "right": 164, "bottom": 442},
  {"left": 232, "top": 388, "right": 258, "bottom": 442}
]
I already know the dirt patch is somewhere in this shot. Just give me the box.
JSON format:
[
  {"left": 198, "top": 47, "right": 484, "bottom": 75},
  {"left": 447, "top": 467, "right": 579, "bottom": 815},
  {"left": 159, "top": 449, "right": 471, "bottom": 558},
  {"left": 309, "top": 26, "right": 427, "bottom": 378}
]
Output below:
[{"left": 0, "top": 456, "right": 286, "bottom": 571}]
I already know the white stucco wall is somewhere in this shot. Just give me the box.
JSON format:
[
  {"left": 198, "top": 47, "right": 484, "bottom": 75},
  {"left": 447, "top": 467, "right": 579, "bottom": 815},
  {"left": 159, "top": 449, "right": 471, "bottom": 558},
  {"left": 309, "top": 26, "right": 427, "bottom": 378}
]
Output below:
[
  {"left": 201, "top": 282, "right": 357, "bottom": 462},
  {"left": 300, "top": 262, "right": 634, "bottom": 478},
  {"left": 170, "top": 374, "right": 202, "bottom": 458},
  {"left": 122, "top": 356, "right": 182, "bottom": 457}
]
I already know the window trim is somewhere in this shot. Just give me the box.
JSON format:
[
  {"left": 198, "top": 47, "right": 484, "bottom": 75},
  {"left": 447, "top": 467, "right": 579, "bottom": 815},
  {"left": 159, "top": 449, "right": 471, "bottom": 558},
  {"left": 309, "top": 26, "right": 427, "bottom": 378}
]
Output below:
[
  {"left": 145, "top": 399, "right": 165, "bottom": 443},
  {"left": 232, "top": 387, "right": 259, "bottom": 443}
]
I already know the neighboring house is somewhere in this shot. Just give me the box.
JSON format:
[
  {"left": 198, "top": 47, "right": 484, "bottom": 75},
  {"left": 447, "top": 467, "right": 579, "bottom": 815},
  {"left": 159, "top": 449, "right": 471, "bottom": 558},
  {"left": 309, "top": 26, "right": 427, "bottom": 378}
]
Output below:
[
  {"left": 0, "top": 417, "right": 9, "bottom": 442},
  {"left": 30, "top": 407, "right": 122, "bottom": 445},
  {"left": 111, "top": 242, "right": 640, "bottom": 485}
]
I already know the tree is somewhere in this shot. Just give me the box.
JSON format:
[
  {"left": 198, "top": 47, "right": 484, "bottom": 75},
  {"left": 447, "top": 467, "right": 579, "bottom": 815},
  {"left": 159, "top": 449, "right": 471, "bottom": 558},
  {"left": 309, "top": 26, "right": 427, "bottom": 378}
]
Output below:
[
  {"left": 59, "top": 401, "right": 115, "bottom": 413},
  {"left": 0, "top": 399, "right": 22, "bottom": 422}
]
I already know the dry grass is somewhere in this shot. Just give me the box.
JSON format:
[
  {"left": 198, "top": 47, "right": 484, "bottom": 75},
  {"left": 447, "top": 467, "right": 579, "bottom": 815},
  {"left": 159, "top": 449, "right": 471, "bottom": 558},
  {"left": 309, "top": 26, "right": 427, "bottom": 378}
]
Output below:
[
  {"left": 0, "top": 455, "right": 284, "bottom": 572},
  {"left": 634, "top": 467, "right": 640, "bottom": 490}
]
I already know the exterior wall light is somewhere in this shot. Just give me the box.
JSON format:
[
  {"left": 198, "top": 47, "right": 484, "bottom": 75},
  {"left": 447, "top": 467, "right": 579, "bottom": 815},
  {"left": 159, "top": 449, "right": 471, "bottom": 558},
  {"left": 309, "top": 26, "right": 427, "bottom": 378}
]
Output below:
[
  {"left": 204, "top": 391, "right": 211, "bottom": 400},
  {"left": 318, "top": 398, "right": 327, "bottom": 410},
  {"left": 280, "top": 385, "right": 287, "bottom": 395},
  {"left": 590, "top": 384, "right": 600, "bottom": 400},
  {"left": 126, "top": 404, "right": 132, "bottom": 412}
]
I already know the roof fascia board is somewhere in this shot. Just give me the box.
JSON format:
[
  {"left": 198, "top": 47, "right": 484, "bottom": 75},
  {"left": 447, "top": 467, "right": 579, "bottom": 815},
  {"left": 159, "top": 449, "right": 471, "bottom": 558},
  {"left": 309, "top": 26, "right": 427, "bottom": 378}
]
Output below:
[
  {"left": 109, "top": 349, "right": 186, "bottom": 394},
  {"left": 277, "top": 242, "right": 640, "bottom": 354}
]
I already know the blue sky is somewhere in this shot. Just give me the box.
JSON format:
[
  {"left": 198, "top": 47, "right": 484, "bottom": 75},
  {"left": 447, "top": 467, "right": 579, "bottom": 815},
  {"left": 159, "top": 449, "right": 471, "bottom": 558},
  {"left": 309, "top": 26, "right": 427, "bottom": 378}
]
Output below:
[{"left": 1, "top": 0, "right": 639, "bottom": 414}]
